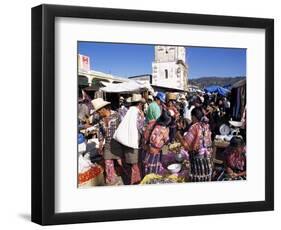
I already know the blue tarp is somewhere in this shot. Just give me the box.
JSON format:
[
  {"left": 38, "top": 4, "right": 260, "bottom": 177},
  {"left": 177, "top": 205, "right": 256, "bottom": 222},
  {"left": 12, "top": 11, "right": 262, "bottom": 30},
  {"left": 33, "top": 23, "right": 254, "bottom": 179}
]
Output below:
[
  {"left": 223, "top": 84, "right": 232, "bottom": 90},
  {"left": 204, "top": 85, "right": 230, "bottom": 96}
]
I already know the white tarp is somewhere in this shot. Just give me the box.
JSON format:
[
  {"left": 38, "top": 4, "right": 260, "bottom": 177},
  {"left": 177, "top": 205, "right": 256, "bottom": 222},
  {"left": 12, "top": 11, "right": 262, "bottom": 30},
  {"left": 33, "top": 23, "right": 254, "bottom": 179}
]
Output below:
[{"left": 100, "top": 80, "right": 154, "bottom": 93}]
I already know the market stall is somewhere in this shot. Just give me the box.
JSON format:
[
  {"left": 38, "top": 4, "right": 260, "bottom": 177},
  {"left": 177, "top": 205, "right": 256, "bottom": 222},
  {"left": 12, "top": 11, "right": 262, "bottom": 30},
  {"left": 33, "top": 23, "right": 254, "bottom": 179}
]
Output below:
[
  {"left": 78, "top": 134, "right": 105, "bottom": 188},
  {"left": 99, "top": 80, "right": 154, "bottom": 110},
  {"left": 212, "top": 121, "right": 244, "bottom": 166},
  {"left": 204, "top": 85, "right": 230, "bottom": 96},
  {"left": 230, "top": 79, "right": 246, "bottom": 121}
]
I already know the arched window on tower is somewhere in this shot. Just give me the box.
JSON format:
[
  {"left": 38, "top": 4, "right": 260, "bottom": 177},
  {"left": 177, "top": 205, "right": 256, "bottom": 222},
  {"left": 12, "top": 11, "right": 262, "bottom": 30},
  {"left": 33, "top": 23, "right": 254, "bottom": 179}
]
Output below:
[{"left": 165, "top": 69, "right": 168, "bottom": 79}]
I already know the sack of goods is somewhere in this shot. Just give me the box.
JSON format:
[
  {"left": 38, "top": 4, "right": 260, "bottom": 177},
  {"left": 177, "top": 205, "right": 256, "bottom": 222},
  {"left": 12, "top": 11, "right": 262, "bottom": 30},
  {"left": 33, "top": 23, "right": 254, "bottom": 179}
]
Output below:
[{"left": 113, "top": 106, "right": 140, "bottom": 149}]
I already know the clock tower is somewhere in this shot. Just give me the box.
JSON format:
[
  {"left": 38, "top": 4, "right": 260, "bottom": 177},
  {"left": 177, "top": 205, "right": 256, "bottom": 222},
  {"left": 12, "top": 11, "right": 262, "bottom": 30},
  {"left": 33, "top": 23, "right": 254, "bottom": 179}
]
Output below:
[{"left": 152, "top": 46, "right": 188, "bottom": 90}]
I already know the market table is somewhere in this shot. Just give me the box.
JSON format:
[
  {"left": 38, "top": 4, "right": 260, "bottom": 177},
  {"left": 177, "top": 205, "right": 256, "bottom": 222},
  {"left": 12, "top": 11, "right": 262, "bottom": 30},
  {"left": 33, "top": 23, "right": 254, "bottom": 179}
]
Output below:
[{"left": 140, "top": 150, "right": 190, "bottom": 184}]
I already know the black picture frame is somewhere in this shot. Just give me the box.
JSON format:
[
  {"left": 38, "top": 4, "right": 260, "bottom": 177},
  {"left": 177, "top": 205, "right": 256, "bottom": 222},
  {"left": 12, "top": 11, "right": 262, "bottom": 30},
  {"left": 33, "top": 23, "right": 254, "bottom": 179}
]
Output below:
[{"left": 31, "top": 4, "right": 274, "bottom": 225}]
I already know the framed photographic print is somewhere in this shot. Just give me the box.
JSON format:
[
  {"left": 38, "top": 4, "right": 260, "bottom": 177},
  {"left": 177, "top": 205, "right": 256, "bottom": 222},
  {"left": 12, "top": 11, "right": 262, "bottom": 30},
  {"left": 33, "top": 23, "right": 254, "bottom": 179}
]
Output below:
[{"left": 31, "top": 4, "right": 274, "bottom": 225}]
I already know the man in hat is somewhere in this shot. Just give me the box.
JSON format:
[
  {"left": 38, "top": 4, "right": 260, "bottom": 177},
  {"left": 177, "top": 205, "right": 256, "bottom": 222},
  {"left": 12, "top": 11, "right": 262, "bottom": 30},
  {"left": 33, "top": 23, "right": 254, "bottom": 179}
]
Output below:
[
  {"left": 177, "top": 94, "right": 188, "bottom": 118},
  {"left": 119, "top": 96, "right": 124, "bottom": 103},
  {"left": 118, "top": 96, "right": 129, "bottom": 121},
  {"left": 166, "top": 93, "right": 180, "bottom": 143},
  {"left": 113, "top": 94, "right": 145, "bottom": 184},
  {"left": 143, "top": 95, "right": 153, "bottom": 115},
  {"left": 146, "top": 92, "right": 166, "bottom": 122},
  {"left": 91, "top": 97, "right": 122, "bottom": 185},
  {"left": 184, "top": 98, "right": 196, "bottom": 125},
  {"left": 147, "top": 95, "right": 154, "bottom": 103}
]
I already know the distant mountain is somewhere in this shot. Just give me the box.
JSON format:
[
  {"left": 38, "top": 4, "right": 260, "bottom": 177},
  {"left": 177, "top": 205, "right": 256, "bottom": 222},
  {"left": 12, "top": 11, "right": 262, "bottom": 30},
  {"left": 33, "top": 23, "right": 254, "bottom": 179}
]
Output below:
[{"left": 189, "top": 76, "right": 246, "bottom": 89}]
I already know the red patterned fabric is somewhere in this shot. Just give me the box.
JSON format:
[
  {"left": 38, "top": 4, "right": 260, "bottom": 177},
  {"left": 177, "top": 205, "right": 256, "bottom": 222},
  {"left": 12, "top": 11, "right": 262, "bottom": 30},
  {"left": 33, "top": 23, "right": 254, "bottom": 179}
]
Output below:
[
  {"left": 142, "top": 123, "right": 169, "bottom": 175},
  {"left": 183, "top": 122, "right": 212, "bottom": 152},
  {"left": 131, "top": 164, "right": 141, "bottom": 184},
  {"left": 225, "top": 147, "right": 246, "bottom": 172},
  {"left": 78, "top": 166, "right": 102, "bottom": 184},
  {"left": 143, "top": 120, "right": 169, "bottom": 148},
  {"left": 104, "top": 159, "right": 118, "bottom": 184},
  {"left": 99, "top": 111, "right": 121, "bottom": 146},
  {"left": 168, "top": 105, "right": 180, "bottom": 119},
  {"left": 149, "top": 125, "right": 170, "bottom": 149},
  {"left": 143, "top": 120, "right": 157, "bottom": 144}
]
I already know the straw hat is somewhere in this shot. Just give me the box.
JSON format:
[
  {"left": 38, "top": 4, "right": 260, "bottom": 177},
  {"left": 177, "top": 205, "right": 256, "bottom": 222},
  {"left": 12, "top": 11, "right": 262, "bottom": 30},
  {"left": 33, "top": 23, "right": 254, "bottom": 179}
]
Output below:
[
  {"left": 126, "top": 97, "right": 132, "bottom": 103},
  {"left": 148, "top": 95, "right": 154, "bottom": 101},
  {"left": 131, "top": 94, "right": 145, "bottom": 103},
  {"left": 167, "top": 93, "right": 177, "bottom": 101},
  {"left": 91, "top": 98, "right": 111, "bottom": 112},
  {"left": 179, "top": 95, "right": 186, "bottom": 100}
]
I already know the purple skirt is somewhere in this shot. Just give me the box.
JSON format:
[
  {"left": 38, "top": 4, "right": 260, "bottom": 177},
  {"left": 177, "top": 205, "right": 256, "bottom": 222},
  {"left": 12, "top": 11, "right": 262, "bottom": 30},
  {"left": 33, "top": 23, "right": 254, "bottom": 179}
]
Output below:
[{"left": 143, "top": 151, "right": 163, "bottom": 175}]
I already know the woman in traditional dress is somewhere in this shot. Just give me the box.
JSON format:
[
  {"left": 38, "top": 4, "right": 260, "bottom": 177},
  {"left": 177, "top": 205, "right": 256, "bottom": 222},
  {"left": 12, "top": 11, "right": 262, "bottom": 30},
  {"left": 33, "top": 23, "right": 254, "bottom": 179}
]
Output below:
[
  {"left": 142, "top": 111, "right": 171, "bottom": 176},
  {"left": 176, "top": 107, "right": 213, "bottom": 182},
  {"left": 223, "top": 136, "right": 246, "bottom": 180}
]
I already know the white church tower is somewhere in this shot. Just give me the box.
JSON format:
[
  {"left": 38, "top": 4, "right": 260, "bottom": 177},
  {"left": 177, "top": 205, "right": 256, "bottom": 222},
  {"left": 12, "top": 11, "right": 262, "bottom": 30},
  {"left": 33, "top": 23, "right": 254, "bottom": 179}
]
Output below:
[{"left": 152, "top": 45, "right": 188, "bottom": 90}]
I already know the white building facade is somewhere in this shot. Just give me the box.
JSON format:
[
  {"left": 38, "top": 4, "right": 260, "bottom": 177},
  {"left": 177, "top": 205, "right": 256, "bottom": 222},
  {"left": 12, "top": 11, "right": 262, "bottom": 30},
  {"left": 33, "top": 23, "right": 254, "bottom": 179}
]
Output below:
[
  {"left": 78, "top": 54, "right": 128, "bottom": 86},
  {"left": 152, "top": 46, "right": 188, "bottom": 90}
]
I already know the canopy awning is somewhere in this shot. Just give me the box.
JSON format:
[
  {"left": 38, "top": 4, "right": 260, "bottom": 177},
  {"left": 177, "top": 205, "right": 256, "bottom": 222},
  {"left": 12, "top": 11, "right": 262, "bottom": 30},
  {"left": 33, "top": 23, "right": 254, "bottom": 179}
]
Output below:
[
  {"left": 204, "top": 85, "right": 230, "bottom": 96},
  {"left": 100, "top": 80, "right": 154, "bottom": 93}
]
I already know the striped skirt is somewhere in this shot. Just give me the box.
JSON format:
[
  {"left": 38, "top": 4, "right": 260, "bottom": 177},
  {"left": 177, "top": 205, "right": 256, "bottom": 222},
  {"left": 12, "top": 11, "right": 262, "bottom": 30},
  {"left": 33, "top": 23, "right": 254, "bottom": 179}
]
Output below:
[{"left": 189, "top": 155, "right": 213, "bottom": 182}]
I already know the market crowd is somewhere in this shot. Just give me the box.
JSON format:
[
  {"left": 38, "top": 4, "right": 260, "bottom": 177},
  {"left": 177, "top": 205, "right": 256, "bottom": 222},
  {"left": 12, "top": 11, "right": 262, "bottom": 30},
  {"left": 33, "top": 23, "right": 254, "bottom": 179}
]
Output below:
[{"left": 78, "top": 90, "right": 247, "bottom": 186}]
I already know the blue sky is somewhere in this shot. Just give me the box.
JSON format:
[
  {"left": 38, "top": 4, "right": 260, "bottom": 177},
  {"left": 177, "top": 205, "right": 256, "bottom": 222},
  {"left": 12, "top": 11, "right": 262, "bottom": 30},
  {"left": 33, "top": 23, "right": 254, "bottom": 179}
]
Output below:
[{"left": 78, "top": 42, "right": 246, "bottom": 79}]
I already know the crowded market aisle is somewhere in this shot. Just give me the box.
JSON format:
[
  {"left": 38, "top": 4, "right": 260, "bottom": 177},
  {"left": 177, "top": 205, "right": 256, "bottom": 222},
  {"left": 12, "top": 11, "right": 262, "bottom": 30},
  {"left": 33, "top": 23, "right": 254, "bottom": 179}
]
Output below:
[{"left": 78, "top": 89, "right": 246, "bottom": 187}]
